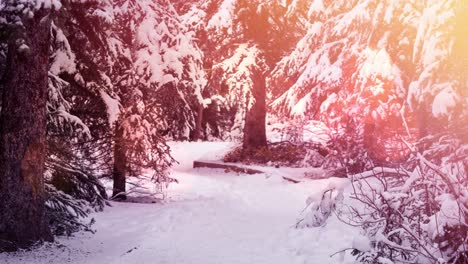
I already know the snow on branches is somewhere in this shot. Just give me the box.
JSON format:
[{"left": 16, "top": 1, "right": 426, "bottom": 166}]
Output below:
[
  {"left": 270, "top": 0, "right": 464, "bottom": 123},
  {"left": 343, "top": 137, "right": 467, "bottom": 263},
  {"left": 211, "top": 44, "right": 267, "bottom": 137}
]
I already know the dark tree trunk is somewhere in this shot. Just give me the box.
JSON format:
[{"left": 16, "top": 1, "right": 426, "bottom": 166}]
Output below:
[
  {"left": 192, "top": 103, "right": 204, "bottom": 141},
  {"left": 242, "top": 69, "right": 268, "bottom": 151},
  {"left": 416, "top": 104, "right": 428, "bottom": 140},
  {"left": 0, "top": 10, "right": 53, "bottom": 251},
  {"left": 112, "top": 123, "right": 127, "bottom": 200},
  {"left": 363, "top": 122, "right": 376, "bottom": 159}
]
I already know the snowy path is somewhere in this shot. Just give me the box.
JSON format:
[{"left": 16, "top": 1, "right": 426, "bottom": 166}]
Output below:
[{"left": 2, "top": 142, "right": 358, "bottom": 264}]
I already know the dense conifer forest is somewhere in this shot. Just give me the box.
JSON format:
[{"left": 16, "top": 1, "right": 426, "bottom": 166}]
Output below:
[{"left": 0, "top": 1, "right": 466, "bottom": 263}]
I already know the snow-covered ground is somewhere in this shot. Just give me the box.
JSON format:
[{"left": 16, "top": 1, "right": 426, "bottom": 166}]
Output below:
[{"left": 1, "top": 141, "right": 360, "bottom": 264}]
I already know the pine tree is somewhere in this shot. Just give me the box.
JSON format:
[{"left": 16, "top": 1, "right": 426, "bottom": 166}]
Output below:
[
  {"left": 269, "top": 0, "right": 466, "bottom": 167},
  {"left": 45, "top": 0, "right": 113, "bottom": 231},
  {"left": 176, "top": 0, "right": 301, "bottom": 151},
  {"left": 110, "top": 0, "right": 205, "bottom": 199},
  {"left": 0, "top": 1, "right": 57, "bottom": 251}
]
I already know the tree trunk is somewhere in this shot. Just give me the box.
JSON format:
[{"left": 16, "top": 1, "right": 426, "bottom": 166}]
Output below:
[
  {"left": 112, "top": 123, "right": 127, "bottom": 200},
  {"left": 0, "top": 10, "right": 53, "bottom": 251},
  {"left": 242, "top": 69, "right": 268, "bottom": 151},
  {"left": 416, "top": 104, "right": 428, "bottom": 140},
  {"left": 192, "top": 103, "right": 204, "bottom": 141},
  {"left": 363, "top": 122, "right": 376, "bottom": 160}
]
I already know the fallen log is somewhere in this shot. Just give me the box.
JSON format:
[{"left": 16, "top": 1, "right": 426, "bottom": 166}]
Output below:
[
  {"left": 193, "top": 160, "right": 263, "bottom": 174},
  {"left": 281, "top": 176, "right": 301, "bottom": 183},
  {"left": 193, "top": 160, "right": 302, "bottom": 183}
]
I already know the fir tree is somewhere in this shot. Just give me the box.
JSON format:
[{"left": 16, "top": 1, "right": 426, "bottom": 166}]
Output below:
[{"left": 0, "top": 0, "right": 57, "bottom": 251}]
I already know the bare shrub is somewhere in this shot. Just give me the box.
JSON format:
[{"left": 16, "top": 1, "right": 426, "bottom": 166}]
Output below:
[
  {"left": 298, "top": 126, "right": 467, "bottom": 263},
  {"left": 339, "top": 133, "right": 467, "bottom": 263}
]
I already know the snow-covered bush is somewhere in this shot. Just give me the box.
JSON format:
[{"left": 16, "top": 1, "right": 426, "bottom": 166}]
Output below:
[
  {"left": 297, "top": 121, "right": 467, "bottom": 263},
  {"left": 272, "top": 118, "right": 310, "bottom": 144},
  {"left": 296, "top": 187, "right": 344, "bottom": 228},
  {"left": 341, "top": 130, "right": 467, "bottom": 263},
  {"left": 321, "top": 116, "right": 372, "bottom": 174}
]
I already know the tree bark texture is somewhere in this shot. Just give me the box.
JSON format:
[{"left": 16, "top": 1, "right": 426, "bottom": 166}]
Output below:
[
  {"left": 112, "top": 122, "right": 127, "bottom": 200},
  {"left": 192, "top": 103, "right": 204, "bottom": 141},
  {"left": 242, "top": 69, "right": 268, "bottom": 150},
  {"left": 0, "top": 10, "right": 53, "bottom": 251}
]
